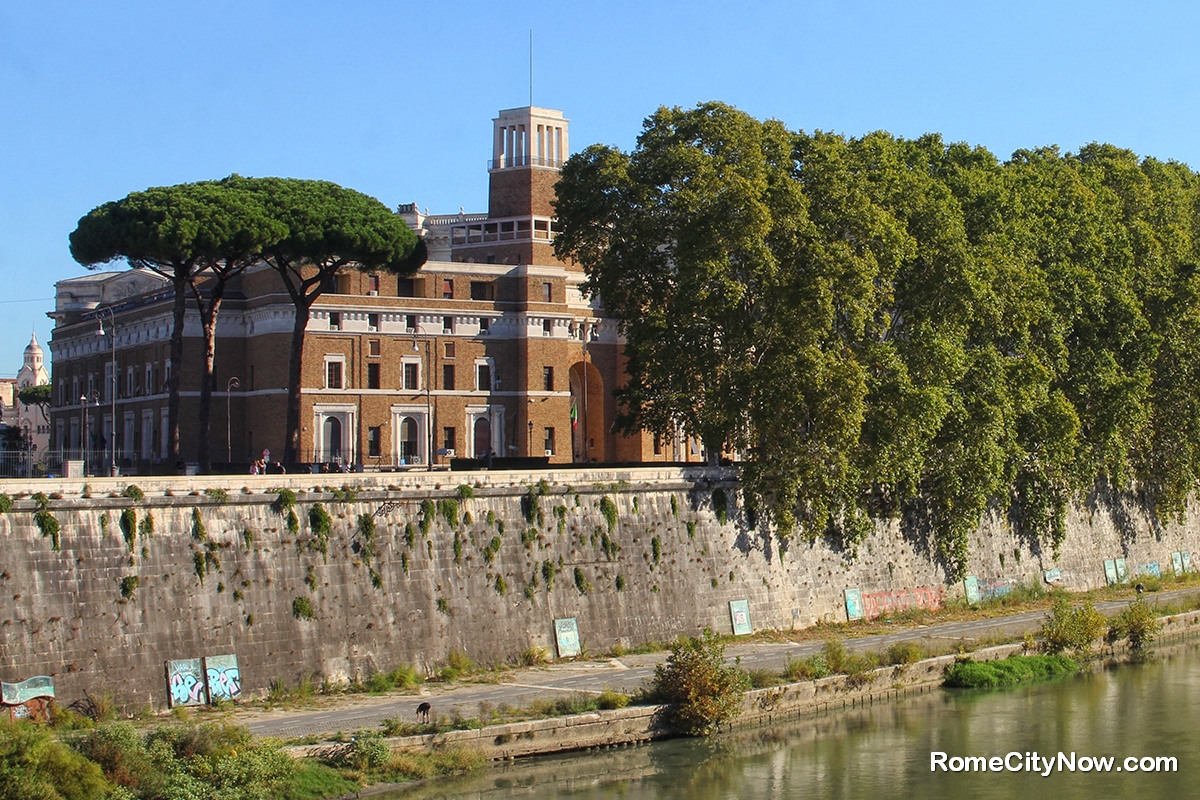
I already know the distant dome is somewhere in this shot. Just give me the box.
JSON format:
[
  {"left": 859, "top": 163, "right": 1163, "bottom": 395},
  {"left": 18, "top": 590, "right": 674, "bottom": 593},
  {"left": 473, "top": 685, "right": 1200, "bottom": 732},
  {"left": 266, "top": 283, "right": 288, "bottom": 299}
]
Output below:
[{"left": 24, "top": 333, "right": 42, "bottom": 356}]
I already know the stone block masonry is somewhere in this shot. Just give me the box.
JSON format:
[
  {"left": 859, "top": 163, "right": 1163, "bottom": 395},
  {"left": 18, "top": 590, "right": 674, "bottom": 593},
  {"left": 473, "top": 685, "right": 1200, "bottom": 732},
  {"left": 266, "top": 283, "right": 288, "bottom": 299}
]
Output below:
[{"left": 0, "top": 467, "right": 1198, "bottom": 708}]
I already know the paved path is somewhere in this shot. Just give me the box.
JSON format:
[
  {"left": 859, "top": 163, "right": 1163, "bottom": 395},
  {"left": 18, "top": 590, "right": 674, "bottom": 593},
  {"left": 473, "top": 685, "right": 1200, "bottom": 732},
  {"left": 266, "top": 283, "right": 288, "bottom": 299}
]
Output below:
[{"left": 238, "top": 588, "right": 1199, "bottom": 739}]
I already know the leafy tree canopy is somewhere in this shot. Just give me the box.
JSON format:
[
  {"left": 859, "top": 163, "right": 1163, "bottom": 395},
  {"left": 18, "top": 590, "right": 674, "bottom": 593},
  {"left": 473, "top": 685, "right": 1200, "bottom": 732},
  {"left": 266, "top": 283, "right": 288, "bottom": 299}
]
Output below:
[{"left": 555, "top": 102, "right": 1200, "bottom": 577}]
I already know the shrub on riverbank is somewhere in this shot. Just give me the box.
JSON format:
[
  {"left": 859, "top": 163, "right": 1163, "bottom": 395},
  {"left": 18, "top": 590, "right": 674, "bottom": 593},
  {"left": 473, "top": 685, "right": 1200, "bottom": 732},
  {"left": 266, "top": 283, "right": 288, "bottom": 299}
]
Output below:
[
  {"left": 1039, "top": 598, "right": 1106, "bottom": 654},
  {"left": 944, "top": 655, "right": 1078, "bottom": 688},
  {"left": 1107, "top": 598, "right": 1163, "bottom": 655},
  {"left": 650, "top": 629, "right": 750, "bottom": 735}
]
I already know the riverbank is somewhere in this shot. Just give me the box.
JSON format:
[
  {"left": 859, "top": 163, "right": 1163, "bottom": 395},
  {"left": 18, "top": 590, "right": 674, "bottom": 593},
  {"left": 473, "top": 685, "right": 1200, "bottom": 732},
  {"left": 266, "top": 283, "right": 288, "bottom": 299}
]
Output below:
[{"left": 289, "top": 605, "right": 1200, "bottom": 766}]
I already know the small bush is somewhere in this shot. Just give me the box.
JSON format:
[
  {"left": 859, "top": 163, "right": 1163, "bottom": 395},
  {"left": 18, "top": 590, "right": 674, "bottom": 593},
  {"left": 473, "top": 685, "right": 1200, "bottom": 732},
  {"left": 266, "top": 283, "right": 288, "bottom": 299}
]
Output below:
[
  {"left": 600, "top": 496, "right": 618, "bottom": 533},
  {"left": 670, "top": 494, "right": 678, "bottom": 517},
  {"left": 35, "top": 510, "right": 61, "bottom": 551},
  {"left": 0, "top": 493, "right": 11, "bottom": 513},
  {"left": 615, "top": 574, "right": 626, "bottom": 591},
  {"left": 885, "top": 641, "right": 927, "bottom": 665},
  {"left": 204, "top": 487, "right": 228, "bottom": 504},
  {"left": 456, "top": 484, "right": 474, "bottom": 500},
  {"left": 119, "top": 509, "right": 137, "bottom": 551},
  {"left": 309, "top": 504, "right": 333, "bottom": 556},
  {"left": 746, "top": 668, "right": 781, "bottom": 688},
  {"left": 651, "top": 536, "right": 662, "bottom": 564},
  {"left": 420, "top": 499, "right": 436, "bottom": 535},
  {"left": 597, "top": 689, "right": 631, "bottom": 709},
  {"left": 0, "top": 719, "right": 116, "bottom": 797},
  {"left": 494, "top": 573, "right": 507, "bottom": 595},
  {"left": 439, "top": 498, "right": 460, "bottom": 528},
  {"left": 436, "top": 597, "right": 451, "bottom": 616},
  {"left": 1039, "top": 598, "right": 1106, "bottom": 654},
  {"left": 122, "top": 484, "right": 144, "bottom": 502},
  {"left": 573, "top": 566, "right": 592, "bottom": 593},
  {"left": 1107, "top": 598, "right": 1163, "bottom": 655},
  {"left": 191, "top": 507, "right": 207, "bottom": 541},
  {"left": 518, "top": 646, "right": 550, "bottom": 666},
  {"left": 542, "top": 560, "right": 558, "bottom": 591},
  {"left": 119, "top": 576, "right": 140, "bottom": 600},
  {"left": 784, "top": 654, "right": 831, "bottom": 681},
  {"left": 650, "top": 629, "right": 748, "bottom": 735},
  {"left": 273, "top": 487, "right": 297, "bottom": 514},
  {"left": 821, "top": 640, "right": 849, "bottom": 673},
  {"left": 138, "top": 511, "right": 154, "bottom": 539},
  {"left": 687, "top": 520, "right": 697, "bottom": 538},
  {"left": 712, "top": 488, "right": 728, "bottom": 525}
]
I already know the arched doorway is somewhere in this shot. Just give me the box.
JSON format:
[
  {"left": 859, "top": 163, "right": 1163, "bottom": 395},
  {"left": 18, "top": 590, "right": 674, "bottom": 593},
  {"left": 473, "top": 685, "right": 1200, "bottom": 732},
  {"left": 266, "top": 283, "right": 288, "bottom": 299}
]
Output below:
[
  {"left": 322, "top": 416, "right": 342, "bottom": 461},
  {"left": 399, "top": 417, "right": 419, "bottom": 463},
  {"left": 568, "top": 361, "right": 606, "bottom": 462},
  {"left": 473, "top": 417, "right": 491, "bottom": 459}
]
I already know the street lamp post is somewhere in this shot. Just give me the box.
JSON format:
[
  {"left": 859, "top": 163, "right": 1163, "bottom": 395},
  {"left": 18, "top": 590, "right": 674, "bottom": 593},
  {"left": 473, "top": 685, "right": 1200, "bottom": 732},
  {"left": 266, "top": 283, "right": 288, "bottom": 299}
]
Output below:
[
  {"left": 226, "top": 377, "right": 240, "bottom": 468},
  {"left": 80, "top": 395, "right": 87, "bottom": 476},
  {"left": 95, "top": 309, "right": 117, "bottom": 476}
]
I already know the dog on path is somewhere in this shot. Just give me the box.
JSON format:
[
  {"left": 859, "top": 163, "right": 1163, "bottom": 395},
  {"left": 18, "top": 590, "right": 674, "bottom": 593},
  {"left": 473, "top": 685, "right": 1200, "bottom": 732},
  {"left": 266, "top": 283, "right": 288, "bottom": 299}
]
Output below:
[{"left": 416, "top": 702, "right": 432, "bottom": 724}]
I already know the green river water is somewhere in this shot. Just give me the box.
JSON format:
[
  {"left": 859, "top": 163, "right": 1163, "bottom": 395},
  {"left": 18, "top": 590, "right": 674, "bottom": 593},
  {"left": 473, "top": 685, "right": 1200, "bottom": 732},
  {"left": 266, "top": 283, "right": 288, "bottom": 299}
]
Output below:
[{"left": 373, "top": 642, "right": 1200, "bottom": 799}]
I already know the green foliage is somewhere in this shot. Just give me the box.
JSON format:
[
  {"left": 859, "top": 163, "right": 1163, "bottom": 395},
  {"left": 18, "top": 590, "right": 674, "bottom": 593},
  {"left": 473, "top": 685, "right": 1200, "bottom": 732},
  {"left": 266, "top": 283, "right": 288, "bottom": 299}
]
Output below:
[
  {"left": 436, "top": 597, "right": 451, "bottom": 616},
  {"left": 308, "top": 504, "right": 332, "bottom": 557},
  {"left": 615, "top": 574, "right": 626, "bottom": 591},
  {"left": 556, "top": 103, "right": 1200, "bottom": 576},
  {"left": 119, "top": 576, "right": 140, "bottom": 600},
  {"left": 1039, "top": 598, "right": 1107, "bottom": 654},
  {"left": 600, "top": 495, "right": 618, "bottom": 533},
  {"left": 122, "top": 485, "right": 144, "bottom": 502},
  {"left": 305, "top": 565, "right": 317, "bottom": 591},
  {"left": 0, "top": 719, "right": 115, "bottom": 799},
  {"left": 944, "top": 654, "right": 1079, "bottom": 688},
  {"left": 1107, "top": 598, "right": 1163, "bottom": 654},
  {"left": 401, "top": 552, "right": 409, "bottom": 575},
  {"left": 292, "top": 596, "right": 315, "bottom": 620},
  {"left": 273, "top": 488, "right": 297, "bottom": 514},
  {"left": 687, "top": 520, "right": 696, "bottom": 538},
  {"left": 404, "top": 522, "right": 416, "bottom": 548},
  {"left": 356, "top": 513, "right": 375, "bottom": 542},
  {"left": 455, "top": 484, "right": 475, "bottom": 500},
  {"left": 364, "top": 664, "right": 422, "bottom": 694},
  {"left": 439, "top": 498, "right": 460, "bottom": 528},
  {"left": 494, "top": 573, "right": 507, "bottom": 595},
  {"left": 711, "top": 489, "right": 728, "bottom": 525},
  {"left": 600, "top": 530, "right": 621, "bottom": 560},
  {"left": 193, "top": 552, "right": 207, "bottom": 584},
  {"left": 670, "top": 494, "right": 678, "bottom": 518},
  {"left": 554, "top": 504, "right": 568, "bottom": 534},
  {"left": 651, "top": 536, "right": 662, "bottom": 564},
  {"left": 190, "top": 508, "right": 207, "bottom": 541},
  {"left": 119, "top": 509, "right": 136, "bottom": 551},
  {"left": 452, "top": 532, "right": 463, "bottom": 566},
  {"left": 241, "top": 528, "right": 255, "bottom": 550},
  {"left": 0, "top": 494, "right": 11, "bottom": 514},
  {"left": 486, "top": 510, "right": 496, "bottom": 526},
  {"left": 99, "top": 512, "right": 109, "bottom": 535},
  {"left": 523, "top": 482, "right": 549, "bottom": 526},
  {"left": 204, "top": 488, "right": 228, "bottom": 504},
  {"left": 137, "top": 511, "right": 154, "bottom": 539},
  {"left": 420, "top": 499, "right": 436, "bottom": 535},
  {"left": 35, "top": 510, "right": 60, "bottom": 551},
  {"left": 784, "top": 654, "right": 831, "bottom": 681},
  {"left": 330, "top": 484, "right": 356, "bottom": 502},
  {"left": 483, "top": 535, "right": 502, "bottom": 565},
  {"left": 521, "top": 527, "right": 538, "bottom": 547},
  {"left": 334, "top": 732, "right": 391, "bottom": 771},
  {"left": 573, "top": 566, "right": 592, "bottom": 593},
  {"left": 650, "top": 629, "right": 749, "bottom": 735},
  {"left": 541, "top": 560, "right": 558, "bottom": 591}
]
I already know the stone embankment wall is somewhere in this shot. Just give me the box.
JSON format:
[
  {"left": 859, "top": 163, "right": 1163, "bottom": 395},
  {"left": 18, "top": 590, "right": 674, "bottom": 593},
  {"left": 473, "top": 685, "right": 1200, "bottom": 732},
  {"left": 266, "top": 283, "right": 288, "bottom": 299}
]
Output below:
[{"left": 0, "top": 467, "right": 1197, "bottom": 707}]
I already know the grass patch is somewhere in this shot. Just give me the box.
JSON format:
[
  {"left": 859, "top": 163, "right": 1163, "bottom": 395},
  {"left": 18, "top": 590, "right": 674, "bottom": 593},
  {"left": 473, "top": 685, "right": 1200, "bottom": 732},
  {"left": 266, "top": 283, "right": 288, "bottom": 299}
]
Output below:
[{"left": 944, "top": 654, "right": 1078, "bottom": 688}]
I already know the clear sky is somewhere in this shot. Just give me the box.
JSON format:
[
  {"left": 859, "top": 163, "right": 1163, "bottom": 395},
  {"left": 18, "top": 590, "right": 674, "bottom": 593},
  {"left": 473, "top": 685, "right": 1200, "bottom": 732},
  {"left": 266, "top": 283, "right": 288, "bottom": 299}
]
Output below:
[{"left": 2, "top": 0, "right": 1198, "bottom": 375}]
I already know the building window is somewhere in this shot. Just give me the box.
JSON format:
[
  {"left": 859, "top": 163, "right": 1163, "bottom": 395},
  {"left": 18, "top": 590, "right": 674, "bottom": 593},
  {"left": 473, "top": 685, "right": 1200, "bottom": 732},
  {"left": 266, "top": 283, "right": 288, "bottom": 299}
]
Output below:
[
  {"left": 403, "top": 362, "right": 419, "bottom": 391},
  {"left": 470, "top": 281, "right": 495, "bottom": 300},
  {"left": 479, "top": 317, "right": 490, "bottom": 334},
  {"left": 442, "top": 278, "right": 454, "bottom": 299},
  {"left": 399, "top": 416, "right": 419, "bottom": 461},
  {"left": 125, "top": 368, "right": 134, "bottom": 397},
  {"left": 542, "top": 282, "right": 552, "bottom": 302},
  {"left": 326, "top": 359, "right": 343, "bottom": 389},
  {"left": 544, "top": 427, "right": 555, "bottom": 455},
  {"left": 335, "top": 273, "right": 351, "bottom": 294},
  {"left": 368, "top": 274, "right": 380, "bottom": 294},
  {"left": 405, "top": 314, "right": 417, "bottom": 332},
  {"left": 397, "top": 277, "right": 417, "bottom": 297},
  {"left": 653, "top": 433, "right": 662, "bottom": 455},
  {"left": 443, "top": 426, "right": 456, "bottom": 452},
  {"left": 144, "top": 364, "right": 153, "bottom": 395},
  {"left": 442, "top": 364, "right": 455, "bottom": 390},
  {"left": 542, "top": 366, "right": 554, "bottom": 392},
  {"left": 443, "top": 316, "right": 454, "bottom": 334},
  {"left": 444, "top": 341, "right": 455, "bottom": 358},
  {"left": 368, "top": 426, "right": 381, "bottom": 457},
  {"left": 476, "top": 363, "right": 492, "bottom": 391},
  {"left": 368, "top": 339, "right": 381, "bottom": 357},
  {"left": 368, "top": 313, "right": 379, "bottom": 331},
  {"left": 367, "top": 363, "right": 381, "bottom": 389},
  {"left": 542, "top": 319, "right": 553, "bottom": 336},
  {"left": 329, "top": 312, "right": 342, "bottom": 330}
]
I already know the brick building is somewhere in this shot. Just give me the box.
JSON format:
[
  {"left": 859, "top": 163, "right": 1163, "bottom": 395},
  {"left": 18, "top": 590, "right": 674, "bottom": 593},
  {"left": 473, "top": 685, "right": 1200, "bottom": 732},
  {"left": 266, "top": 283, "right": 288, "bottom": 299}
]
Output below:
[{"left": 47, "top": 106, "right": 701, "bottom": 473}]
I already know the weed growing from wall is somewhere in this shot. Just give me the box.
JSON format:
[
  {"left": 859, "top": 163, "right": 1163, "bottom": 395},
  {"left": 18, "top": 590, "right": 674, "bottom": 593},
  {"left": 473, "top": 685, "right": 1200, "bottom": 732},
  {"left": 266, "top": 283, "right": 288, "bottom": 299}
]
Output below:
[
  {"left": 600, "top": 531, "right": 621, "bottom": 560},
  {"left": 456, "top": 484, "right": 474, "bottom": 500},
  {"left": 401, "top": 552, "right": 410, "bottom": 575},
  {"left": 436, "top": 597, "right": 451, "bottom": 616},
  {"left": 554, "top": 505, "right": 567, "bottom": 534},
  {"left": 292, "top": 596, "right": 315, "bottom": 620},
  {"left": 439, "top": 498, "right": 460, "bottom": 528},
  {"left": 712, "top": 489, "right": 728, "bottom": 525},
  {"left": 615, "top": 574, "right": 626, "bottom": 591},
  {"left": 426, "top": 540, "right": 433, "bottom": 559},
  {"left": 370, "top": 568, "right": 383, "bottom": 590},
  {"left": 330, "top": 484, "right": 357, "bottom": 502},
  {"left": 671, "top": 495, "right": 678, "bottom": 518},
  {"left": 483, "top": 536, "right": 502, "bottom": 565},
  {"left": 191, "top": 508, "right": 207, "bottom": 541},
  {"left": 120, "top": 509, "right": 137, "bottom": 551},
  {"left": 573, "top": 566, "right": 591, "bottom": 593},
  {"left": 632, "top": 496, "right": 639, "bottom": 514},
  {"left": 0, "top": 493, "right": 11, "bottom": 513},
  {"left": 687, "top": 521, "right": 697, "bottom": 539},
  {"left": 453, "top": 532, "right": 463, "bottom": 566},
  {"left": 486, "top": 510, "right": 496, "bottom": 527},
  {"left": 118, "top": 576, "right": 140, "bottom": 599},
  {"left": 404, "top": 522, "right": 417, "bottom": 548},
  {"left": 273, "top": 488, "right": 296, "bottom": 513},
  {"left": 600, "top": 496, "right": 618, "bottom": 533},
  {"left": 420, "top": 499, "right": 436, "bottom": 535},
  {"left": 521, "top": 528, "right": 537, "bottom": 548},
  {"left": 651, "top": 536, "right": 662, "bottom": 565},
  {"left": 204, "top": 488, "right": 228, "bottom": 504},
  {"left": 99, "top": 512, "right": 109, "bottom": 537},
  {"left": 122, "top": 484, "right": 144, "bottom": 502},
  {"left": 193, "top": 552, "right": 207, "bottom": 584},
  {"left": 138, "top": 512, "right": 154, "bottom": 539},
  {"left": 524, "top": 572, "right": 539, "bottom": 600},
  {"left": 305, "top": 565, "right": 317, "bottom": 591},
  {"left": 34, "top": 509, "right": 60, "bottom": 551},
  {"left": 494, "top": 573, "right": 507, "bottom": 595},
  {"left": 309, "top": 504, "right": 333, "bottom": 557},
  {"left": 542, "top": 560, "right": 557, "bottom": 591},
  {"left": 242, "top": 529, "right": 255, "bottom": 551}
]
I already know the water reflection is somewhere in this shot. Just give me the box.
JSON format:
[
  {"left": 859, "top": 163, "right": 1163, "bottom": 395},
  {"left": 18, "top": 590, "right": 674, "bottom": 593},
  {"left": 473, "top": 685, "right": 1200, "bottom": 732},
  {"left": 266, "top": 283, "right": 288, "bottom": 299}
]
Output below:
[{"left": 374, "top": 643, "right": 1200, "bottom": 800}]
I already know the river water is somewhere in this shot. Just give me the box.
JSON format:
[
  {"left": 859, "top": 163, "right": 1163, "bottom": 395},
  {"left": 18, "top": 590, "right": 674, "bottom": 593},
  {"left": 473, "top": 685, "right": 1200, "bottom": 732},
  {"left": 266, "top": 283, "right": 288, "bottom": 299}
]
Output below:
[{"left": 374, "top": 643, "right": 1200, "bottom": 800}]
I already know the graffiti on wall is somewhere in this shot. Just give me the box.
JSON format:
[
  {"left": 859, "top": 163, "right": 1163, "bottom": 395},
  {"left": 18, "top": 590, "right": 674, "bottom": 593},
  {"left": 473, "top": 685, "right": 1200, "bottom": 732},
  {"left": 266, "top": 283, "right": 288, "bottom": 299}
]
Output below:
[
  {"left": 204, "top": 655, "right": 241, "bottom": 702},
  {"left": 167, "top": 658, "right": 206, "bottom": 707},
  {"left": 1, "top": 676, "right": 54, "bottom": 722},
  {"left": 860, "top": 586, "right": 945, "bottom": 619}
]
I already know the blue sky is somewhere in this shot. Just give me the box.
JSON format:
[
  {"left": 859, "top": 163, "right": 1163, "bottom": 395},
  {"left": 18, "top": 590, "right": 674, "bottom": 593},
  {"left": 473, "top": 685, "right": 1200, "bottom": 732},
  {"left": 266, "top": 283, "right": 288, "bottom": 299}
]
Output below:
[{"left": 2, "top": 0, "right": 1199, "bottom": 375}]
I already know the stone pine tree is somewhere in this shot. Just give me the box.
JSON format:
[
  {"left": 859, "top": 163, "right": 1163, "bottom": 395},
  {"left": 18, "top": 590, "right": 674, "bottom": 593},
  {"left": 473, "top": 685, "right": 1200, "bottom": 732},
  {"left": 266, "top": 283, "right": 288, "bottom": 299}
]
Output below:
[
  {"left": 231, "top": 177, "right": 426, "bottom": 470},
  {"left": 70, "top": 181, "right": 285, "bottom": 472}
]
